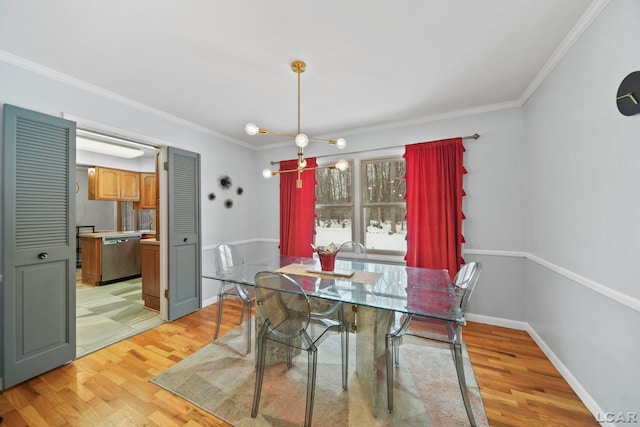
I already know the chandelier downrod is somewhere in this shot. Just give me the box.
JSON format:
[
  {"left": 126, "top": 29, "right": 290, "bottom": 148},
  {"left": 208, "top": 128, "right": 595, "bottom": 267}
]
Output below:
[
  {"left": 248, "top": 60, "right": 348, "bottom": 188},
  {"left": 292, "top": 60, "right": 304, "bottom": 137},
  {"left": 294, "top": 61, "right": 305, "bottom": 167}
]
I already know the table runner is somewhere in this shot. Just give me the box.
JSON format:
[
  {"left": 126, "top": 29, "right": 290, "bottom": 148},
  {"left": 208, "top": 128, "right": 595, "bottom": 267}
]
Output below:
[{"left": 275, "top": 263, "right": 382, "bottom": 285}]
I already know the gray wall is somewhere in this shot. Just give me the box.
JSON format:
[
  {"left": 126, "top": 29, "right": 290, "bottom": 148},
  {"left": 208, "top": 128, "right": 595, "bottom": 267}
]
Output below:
[
  {"left": 0, "top": 58, "right": 261, "bottom": 254},
  {"left": 0, "top": 55, "right": 260, "bottom": 385},
  {"left": 254, "top": 107, "right": 528, "bottom": 321},
  {"left": 522, "top": 0, "right": 640, "bottom": 415}
]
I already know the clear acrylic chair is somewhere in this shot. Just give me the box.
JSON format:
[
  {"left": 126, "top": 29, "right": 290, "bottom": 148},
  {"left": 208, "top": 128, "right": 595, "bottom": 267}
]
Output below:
[
  {"left": 251, "top": 271, "right": 348, "bottom": 427},
  {"left": 337, "top": 241, "right": 367, "bottom": 258},
  {"left": 212, "top": 244, "right": 255, "bottom": 354},
  {"left": 385, "top": 262, "right": 482, "bottom": 426}
]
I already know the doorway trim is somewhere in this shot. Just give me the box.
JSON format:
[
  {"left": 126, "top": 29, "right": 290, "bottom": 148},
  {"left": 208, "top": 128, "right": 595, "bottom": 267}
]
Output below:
[{"left": 64, "top": 113, "right": 171, "bottom": 321}]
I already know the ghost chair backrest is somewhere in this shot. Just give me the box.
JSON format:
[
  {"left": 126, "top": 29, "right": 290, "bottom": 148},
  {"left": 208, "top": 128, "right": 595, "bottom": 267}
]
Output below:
[
  {"left": 337, "top": 241, "right": 367, "bottom": 259},
  {"left": 214, "top": 243, "right": 244, "bottom": 274},
  {"left": 452, "top": 262, "right": 482, "bottom": 313}
]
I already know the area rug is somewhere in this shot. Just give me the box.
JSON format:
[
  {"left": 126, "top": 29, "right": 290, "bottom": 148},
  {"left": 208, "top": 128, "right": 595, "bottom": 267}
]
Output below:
[{"left": 151, "top": 324, "right": 488, "bottom": 426}]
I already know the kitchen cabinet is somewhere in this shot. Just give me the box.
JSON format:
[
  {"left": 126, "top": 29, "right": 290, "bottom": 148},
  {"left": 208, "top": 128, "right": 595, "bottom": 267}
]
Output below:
[
  {"left": 141, "top": 240, "right": 160, "bottom": 311},
  {"left": 80, "top": 237, "right": 101, "bottom": 285},
  {"left": 76, "top": 225, "right": 95, "bottom": 267},
  {"left": 135, "top": 173, "right": 156, "bottom": 209},
  {"left": 88, "top": 166, "right": 140, "bottom": 201}
]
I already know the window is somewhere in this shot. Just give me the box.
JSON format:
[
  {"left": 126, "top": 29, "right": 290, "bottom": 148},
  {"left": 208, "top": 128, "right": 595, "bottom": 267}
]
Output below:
[
  {"left": 315, "top": 156, "right": 406, "bottom": 256},
  {"left": 315, "top": 166, "right": 353, "bottom": 248},
  {"left": 361, "top": 158, "right": 406, "bottom": 255}
]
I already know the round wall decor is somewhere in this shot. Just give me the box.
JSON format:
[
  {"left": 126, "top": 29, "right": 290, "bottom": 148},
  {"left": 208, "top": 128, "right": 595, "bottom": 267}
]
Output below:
[{"left": 616, "top": 71, "right": 640, "bottom": 116}]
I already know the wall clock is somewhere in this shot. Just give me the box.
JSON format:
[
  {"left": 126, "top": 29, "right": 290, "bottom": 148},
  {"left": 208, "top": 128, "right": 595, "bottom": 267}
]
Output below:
[{"left": 616, "top": 71, "right": 640, "bottom": 116}]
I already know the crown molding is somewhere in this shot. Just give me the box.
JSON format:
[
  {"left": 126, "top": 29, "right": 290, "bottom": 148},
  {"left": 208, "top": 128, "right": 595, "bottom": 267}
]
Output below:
[
  {"left": 1, "top": 1, "right": 610, "bottom": 153},
  {"left": 0, "top": 50, "right": 253, "bottom": 149},
  {"left": 519, "top": 0, "right": 611, "bottom": 104}
]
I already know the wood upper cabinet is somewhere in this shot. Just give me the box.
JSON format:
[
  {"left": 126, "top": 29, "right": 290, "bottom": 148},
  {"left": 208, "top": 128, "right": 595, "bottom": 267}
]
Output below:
[
  {"left": 88, "top": 166, "right": 140, "bottom": 201},
  {"left": 135, "top": 173, "right": 156, "bottom": 209},
  {"left": 120, "top": 170, "right": 141, "bottom": 201}
]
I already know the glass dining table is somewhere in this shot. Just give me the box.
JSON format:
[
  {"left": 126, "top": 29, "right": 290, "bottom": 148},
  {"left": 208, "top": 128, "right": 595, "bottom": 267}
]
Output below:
[{"left": 202, "top": 254, "right": 463, "bottom": 417}]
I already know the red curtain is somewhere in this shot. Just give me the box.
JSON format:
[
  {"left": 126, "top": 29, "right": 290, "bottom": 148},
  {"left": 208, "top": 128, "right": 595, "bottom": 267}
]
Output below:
[
  {"left": 404, "top": 138, "right": 466, "bottom": 279},
  {"left": 279, "top": 157, "right": 317, "bottom": 257}
]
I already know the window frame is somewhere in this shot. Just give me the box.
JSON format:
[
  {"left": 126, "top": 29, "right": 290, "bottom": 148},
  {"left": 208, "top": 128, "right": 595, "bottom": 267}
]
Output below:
[
  {"left": 314, "top": 161, "right": 356, "bottom": 246},
  {"left": 314, "top": 153, "right": 407, "bottom": 260},
  {"left": 359, "top": 156, "right": 407, "bottom": 256}
]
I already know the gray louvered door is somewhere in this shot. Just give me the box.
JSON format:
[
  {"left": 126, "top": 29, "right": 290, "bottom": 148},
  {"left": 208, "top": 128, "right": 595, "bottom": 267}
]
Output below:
[
  {"left": 166, "top": 146, "right": 201, "bottom": 320},
  {"left": 2, "top": 104, "right": 76, "bottom": 389}
]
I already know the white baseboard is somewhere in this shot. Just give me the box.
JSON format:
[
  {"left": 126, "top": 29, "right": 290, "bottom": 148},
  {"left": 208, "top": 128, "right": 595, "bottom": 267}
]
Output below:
[
  {"left": 466, "top": 312, "right": 605, "bottom": 423},
  {"left": 523, "top": 324, "right": 606, "bottom": 423},
  {"left": 465, "top": 313, "right": 528, "bottom": 330},
  {"left": 202, "top": 296, "right": 218, "bottom": 307}
]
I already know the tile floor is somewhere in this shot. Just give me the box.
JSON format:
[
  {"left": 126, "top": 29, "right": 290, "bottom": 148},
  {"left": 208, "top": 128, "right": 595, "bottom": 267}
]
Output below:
[{"left": 76, "top": 270, "right": 163, "bottom": 357}]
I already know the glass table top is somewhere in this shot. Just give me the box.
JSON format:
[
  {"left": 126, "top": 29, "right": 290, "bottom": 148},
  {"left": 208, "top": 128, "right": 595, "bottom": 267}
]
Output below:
[{"left": 202, "top": 255, "right": 463, "bottom": 323}]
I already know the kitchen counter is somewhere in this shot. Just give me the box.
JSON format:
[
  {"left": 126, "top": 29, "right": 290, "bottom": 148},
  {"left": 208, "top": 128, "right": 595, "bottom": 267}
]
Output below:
[
  {"left": 141, "top": 238, "right": 159, "bottom": 245},
  {"left": 79, "top": 230, "right": 154, "bottom": 238}
]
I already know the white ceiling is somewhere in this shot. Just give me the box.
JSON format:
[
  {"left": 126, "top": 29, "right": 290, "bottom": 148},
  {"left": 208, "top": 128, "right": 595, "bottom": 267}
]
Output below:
[{"left": 0, "top": 0, "right": 601, "bottom": 149}]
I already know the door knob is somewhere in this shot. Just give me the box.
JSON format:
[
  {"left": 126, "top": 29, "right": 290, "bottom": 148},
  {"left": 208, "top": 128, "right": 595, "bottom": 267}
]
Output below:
[
  {"left": 183, "top": 237, "right": 188, "bottom": 242},
  {"left": 38, "top": 252, "right": 48, "bottom": 259}
]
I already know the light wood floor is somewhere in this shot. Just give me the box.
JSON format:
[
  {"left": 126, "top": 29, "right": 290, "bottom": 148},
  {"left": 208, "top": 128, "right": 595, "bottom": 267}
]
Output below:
[{"left": 0, "top": 301, "right": 598, "bottom": 426}]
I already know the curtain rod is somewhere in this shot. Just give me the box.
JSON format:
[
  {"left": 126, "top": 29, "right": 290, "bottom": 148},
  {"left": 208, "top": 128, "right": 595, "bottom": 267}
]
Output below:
[{"left": 270, "top": 133, "right": 480, "bottom": 165}]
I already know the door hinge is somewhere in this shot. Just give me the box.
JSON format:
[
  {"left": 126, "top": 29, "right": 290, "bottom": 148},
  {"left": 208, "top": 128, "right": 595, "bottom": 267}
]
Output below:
[
  {"left": 163, "top": 161, "right": 169, "bottom": 171},
  {"left": 164, "top": 289, "right": 169, "bottom": 299}
]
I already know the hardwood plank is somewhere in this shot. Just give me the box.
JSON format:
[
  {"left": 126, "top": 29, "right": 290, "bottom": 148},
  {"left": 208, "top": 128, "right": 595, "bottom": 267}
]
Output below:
[
  {"left": 464, "top": 322, "right": 599, "bottom": 426},
  {"left": 0, "top": 302, "right": 598, "bottom": 426}
]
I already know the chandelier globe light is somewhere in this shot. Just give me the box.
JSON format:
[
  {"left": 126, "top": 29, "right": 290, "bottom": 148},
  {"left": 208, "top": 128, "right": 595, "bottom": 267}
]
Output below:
[{"left": 247, "top": 60, "right": 348, "bottom": 188}]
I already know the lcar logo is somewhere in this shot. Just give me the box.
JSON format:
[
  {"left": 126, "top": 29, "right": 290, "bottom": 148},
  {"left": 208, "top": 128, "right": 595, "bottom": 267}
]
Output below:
[{"left": 596, "top": 412, "right": 638, "bottom": 424}]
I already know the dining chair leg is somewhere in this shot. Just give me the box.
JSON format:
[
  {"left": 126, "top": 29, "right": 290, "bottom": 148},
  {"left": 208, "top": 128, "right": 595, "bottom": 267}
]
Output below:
[
  {"left": 213, "top": 287, "right": 225, "bottom": 341},
  {"left": 393, "top": 339, "right": 400, "bottom": 367},
  {"left": 251, "top": 324, "right": 269, "bottom": 418},
  {"left": 385, "top": 334, "right": 395, "bottom": 413},
  {"left": 305, "top": 348, "right": 318, "bottom": 427},
  {"left": 286, "top": 338, "right": 293, "bottom": 369},
  {"left": 452, "top": 341, "right": 476, "bottom": 427},
  {"left": 340, "top": 307, "right": 349, "bottom": 390},
  {"left": 243, "top": 300, "right": 252, "bottom": 354},
  {"left": 238, "top": 298, "right": 245, "bottom": 325}
]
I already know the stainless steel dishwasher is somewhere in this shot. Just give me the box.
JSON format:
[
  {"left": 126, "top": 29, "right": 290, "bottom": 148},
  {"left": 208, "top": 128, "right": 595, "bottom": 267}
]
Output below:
[{"left": 101, "top": 233, "right": 142, "bottom": 284}]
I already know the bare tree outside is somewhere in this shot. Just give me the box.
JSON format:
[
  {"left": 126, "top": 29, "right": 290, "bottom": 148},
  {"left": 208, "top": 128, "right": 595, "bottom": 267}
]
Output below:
[
  {"left": 315, "top": 166, "right": 353, "bottom": 247},
  {"left": 362, "top": 158, "right": 407, "bottom": 253},
  {"left": 315, "top": 157, "right": 407, "bottom": 254}
]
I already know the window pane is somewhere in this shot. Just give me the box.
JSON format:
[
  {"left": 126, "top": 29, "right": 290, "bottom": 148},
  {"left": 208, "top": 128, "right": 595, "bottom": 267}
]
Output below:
[
  {"left": 363, "top": 159, "right": 406, "bottom": 203},
  {"left": 363, "top": 206, "right": 407, "bottom": 253},
  {"left": 315, "top": 207, "right": 352, "bottom": 247},
  {"left": 316, "top": 167, "right": 351, "bottom": 204}
]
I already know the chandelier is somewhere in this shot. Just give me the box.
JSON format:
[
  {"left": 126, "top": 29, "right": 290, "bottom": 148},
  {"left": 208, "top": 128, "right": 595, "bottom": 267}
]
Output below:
[{"left": 246, "top": 60, "right": 349, "bottom": 188}]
